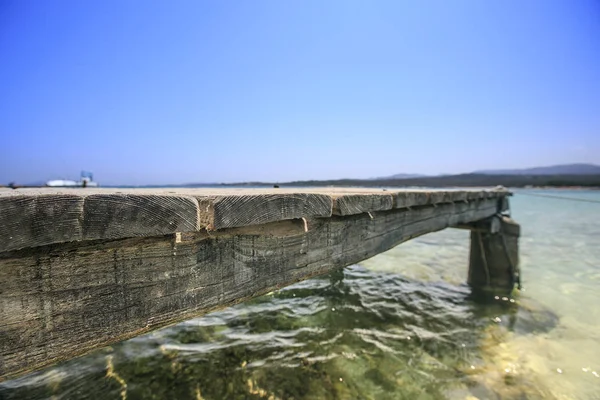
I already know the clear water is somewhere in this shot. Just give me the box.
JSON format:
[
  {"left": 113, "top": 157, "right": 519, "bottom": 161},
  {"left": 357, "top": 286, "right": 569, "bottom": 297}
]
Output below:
[{"left": 2, "top": 190, "right": 599, "bottom": 399}]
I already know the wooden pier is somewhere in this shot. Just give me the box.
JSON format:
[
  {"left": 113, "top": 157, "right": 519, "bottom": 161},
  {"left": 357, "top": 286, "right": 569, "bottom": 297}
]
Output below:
[{"left": 0, "top": 187, "right": 519, "bottom": 381}]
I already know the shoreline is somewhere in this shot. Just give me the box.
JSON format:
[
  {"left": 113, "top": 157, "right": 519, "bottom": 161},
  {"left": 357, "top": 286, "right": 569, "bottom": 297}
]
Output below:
[{"left": 2, "top": 185, "right": 599, "bottom": 190}]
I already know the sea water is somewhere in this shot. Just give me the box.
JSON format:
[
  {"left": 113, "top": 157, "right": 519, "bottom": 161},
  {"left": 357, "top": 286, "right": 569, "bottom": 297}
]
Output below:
[{"left": 1, "top": 190, "right": 599, "bottom": 399}]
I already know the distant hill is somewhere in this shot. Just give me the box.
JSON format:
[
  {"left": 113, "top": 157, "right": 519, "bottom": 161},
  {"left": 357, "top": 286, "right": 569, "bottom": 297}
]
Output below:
[
  {"left": 370, "top": 164, "right": 600, "bottom": 181},
  {"left": 268, "top": 173, "right": 600, "bottom": 188},
  {"left": 130, "top": 164, "right": 600, "bottom": 189},
  {"left": 370, "top": 173, "right": 426, "bottom": 180},
  {"left": 475, "top": 163, "right": 600, "bottom": 175}
]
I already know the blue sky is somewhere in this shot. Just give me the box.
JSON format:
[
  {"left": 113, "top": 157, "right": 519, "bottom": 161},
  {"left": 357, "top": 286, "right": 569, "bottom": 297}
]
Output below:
[{"left": 1, "top": 0, "right": 599, "bottom": 185}]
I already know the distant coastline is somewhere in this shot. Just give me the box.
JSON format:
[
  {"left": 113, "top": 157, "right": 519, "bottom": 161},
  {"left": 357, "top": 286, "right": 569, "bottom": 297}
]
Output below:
[
  {"left": 3, "top": 164, "right": 600, "bottom": 190},
  {"left": 213, "top": 174, "right": 600, "bottom": 190},
  {"left": 3, "top": 175, "right": 600, "bottom": 190}
]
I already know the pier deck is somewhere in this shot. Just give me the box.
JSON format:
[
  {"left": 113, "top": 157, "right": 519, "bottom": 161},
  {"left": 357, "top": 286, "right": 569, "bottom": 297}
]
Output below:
[{"left": 0, "top": 187, "right": 515, "bottom": 380}]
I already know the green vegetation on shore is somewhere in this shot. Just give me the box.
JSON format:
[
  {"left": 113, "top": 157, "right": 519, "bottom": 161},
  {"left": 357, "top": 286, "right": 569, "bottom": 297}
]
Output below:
[{"left": 219, "top": 174, "right": 600, "bottom": 189}]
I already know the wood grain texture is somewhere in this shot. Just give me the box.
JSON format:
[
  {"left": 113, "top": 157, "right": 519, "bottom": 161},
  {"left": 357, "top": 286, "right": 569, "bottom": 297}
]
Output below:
[
  {"left": 391, "top": 192, "right": 428, "bottom": 208},
  {"left": 0, "top": 188, "right": 510, "bottom": 252},
  {"left": 197, "top": 193, "right": 333, "bottom": 230},
  {"left": 0, "top": 194, "right": 83, "bottom": 253},
  {"left": 390, "top": 189, "right": 507, "bottom": 209},
  {"left": 0, "top": 197, "right": 500, "bottom": 380},
  {"left": 331, "top": 193, "right": 394, "bottom": 215},
  {"left": 83, "top": 194, "right": 199, "bottom": 240}
]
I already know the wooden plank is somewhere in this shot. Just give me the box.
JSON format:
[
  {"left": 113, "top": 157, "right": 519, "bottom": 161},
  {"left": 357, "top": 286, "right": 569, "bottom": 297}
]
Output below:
[
  {"left": 0, "top": 188, "right": 510, "bottom": 252},
  {"left": 83, "top": 194, "right": 200, "bottom": 240},
  {"left": 196, "top": 193, "right": 333, "bottom": 230},
  {"left": 391, "top": 191, "right": 429, "bottom": 208},
  {"left": 0, "top": 194, "right": 84, "bottom": 253},
  {"left": 390, "top": 189, "right": 503, "bottom": 209},
  {"left": 331, "top": 193, "right": 394, "bottom": 215},
  {"left": 0, "top": 198, "right": 499, "bottom": 381}
]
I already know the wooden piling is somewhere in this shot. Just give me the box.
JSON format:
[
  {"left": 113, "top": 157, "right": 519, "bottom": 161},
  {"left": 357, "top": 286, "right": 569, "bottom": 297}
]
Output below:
[{"left": 468, "top": 216, "right": 521, "bottom": 291}]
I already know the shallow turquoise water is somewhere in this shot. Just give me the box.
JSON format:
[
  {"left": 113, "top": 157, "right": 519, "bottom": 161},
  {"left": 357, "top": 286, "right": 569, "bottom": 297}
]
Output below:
[{"left": 1, "top": 190, "right": 599, "bottom": 399}]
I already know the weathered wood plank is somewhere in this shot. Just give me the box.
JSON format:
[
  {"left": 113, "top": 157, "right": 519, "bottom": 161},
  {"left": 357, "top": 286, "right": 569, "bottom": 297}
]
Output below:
[
  {"left": 0, "top": 197, "right": 500, "bottom": 381},
  {"left": 196, "top": 193, "right": 333, "bottom": 229},
  {"left": 0, "top": 188, "right": 510, "bottom": 252},
  {"left": 468, "top": 216, "right": 520, "bottom": 290},
  {"left": 83, "top": 194, "right": 200, "bottom": 240},
  {"left": 391, "top": 191, "right": 428, "bottom": 208},
  {"left": 331, "top": 193, "right": 394, "bottom": 215},
  {"left": 0, "top": 194, "right": 84, "bottom": 253}
]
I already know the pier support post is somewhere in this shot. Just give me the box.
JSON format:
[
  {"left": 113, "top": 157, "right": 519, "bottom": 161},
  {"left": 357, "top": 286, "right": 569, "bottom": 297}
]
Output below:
[{"left": 468, "top": 216, "right": 521, "bottom": 292}]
